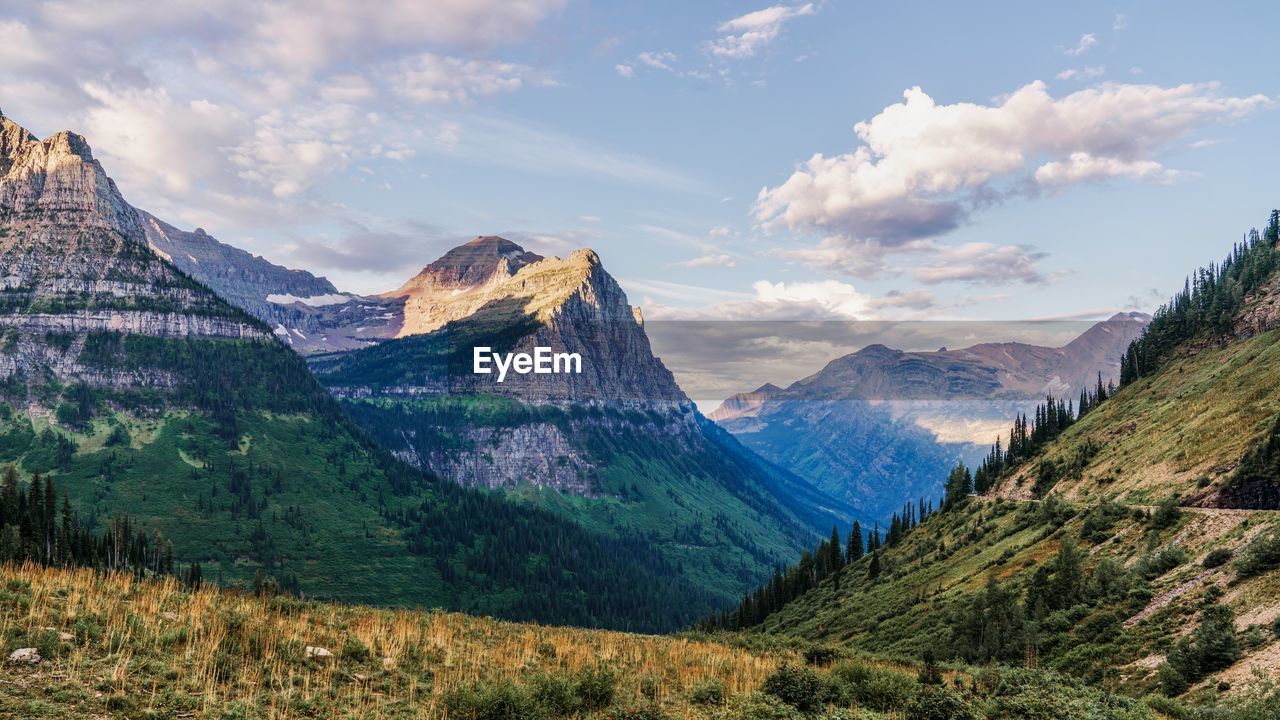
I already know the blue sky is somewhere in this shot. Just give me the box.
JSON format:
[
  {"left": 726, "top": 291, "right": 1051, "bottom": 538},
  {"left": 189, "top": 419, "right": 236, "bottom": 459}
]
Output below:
[{"left": 2, "top": 0, "right": 1277, "bottom": 323}]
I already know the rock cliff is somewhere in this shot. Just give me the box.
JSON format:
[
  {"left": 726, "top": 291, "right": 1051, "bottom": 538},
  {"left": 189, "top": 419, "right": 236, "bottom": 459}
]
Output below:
[{"left": 0, "top": 110, "right": 270, "bottom": 393}]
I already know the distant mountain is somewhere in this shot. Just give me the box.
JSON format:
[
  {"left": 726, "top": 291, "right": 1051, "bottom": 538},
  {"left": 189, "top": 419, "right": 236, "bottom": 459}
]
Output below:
[
  {"left": 137, "top": 214, "right": 405, "bottom": 353},
  {"left": 710, "top": 313, "right": 1149, "bottom": 521},
  {"left": 0, "top": 108, "right": 728, "bottom": 631},
  {"left": 311, "top": 236, "right": 858, "bottom": 603}
]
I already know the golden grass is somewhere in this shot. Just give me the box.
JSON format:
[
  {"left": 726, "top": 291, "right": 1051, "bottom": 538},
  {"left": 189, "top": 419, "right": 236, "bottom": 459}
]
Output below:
[{"left": 0, "top": 563, "right": 796, "bottom": 719}]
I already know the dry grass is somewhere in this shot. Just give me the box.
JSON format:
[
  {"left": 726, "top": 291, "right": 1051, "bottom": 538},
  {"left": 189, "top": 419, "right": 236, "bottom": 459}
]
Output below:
[{"left": 0, "top": 563, "right": 796, "bottom": 719}]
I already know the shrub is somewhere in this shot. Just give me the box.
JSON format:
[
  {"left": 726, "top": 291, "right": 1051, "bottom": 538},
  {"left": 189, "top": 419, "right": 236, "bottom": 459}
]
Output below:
[
  {"left": 529, "top": 673, "right": 578, "bottom": 716},
  {"left": 443, "top": 680, "right": 547, "bottom": 720},
  {"left": 762, "top": 664, "right": 826, "bottom": 712},
  {"left": 1157, "top": 661, "right": 1189, "bottom": 697},
  {"left": 1143, "top": 693, "right": 1193, "bottom": 719},
  {"left": 906, "top": 685, "right": 977, "bottom": 720},
  {"left": 804, "top": 645, "right": 840, "bottom": 667},
  {"left": 828, "top": 661, "right": 916, "bottom": 711},
  {"left": 1151, "top": 495, "right": 1182, "bottom": 530},
  {"left": 340, "top": 638, "right": 370, "bottom": 664},
  {"left": 605, "top": 704, "right": 667, "bottom": 720},
  {"left": 1142, "top": 547, "right": 1190, "bottom": 579},
  {"left": 1234, "top": 529, "right": 1280, "bottom": 579},
  {"left": 1202, "top": 548, "right": 1233, "bottom": 569},
  {"left": 713, "top": 693, "right": 803, "bottom": 720},
  {"left": 689, "top": 678, "right": 727, "bottom": 706},
  {"left": 574, "top": 666, "right": 617, "bottom": 711}
]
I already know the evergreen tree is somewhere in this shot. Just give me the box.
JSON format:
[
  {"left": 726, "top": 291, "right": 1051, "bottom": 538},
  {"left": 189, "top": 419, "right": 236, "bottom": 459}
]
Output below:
[{"left": 846, "top": 521, "right": 864, "bottom": 563}]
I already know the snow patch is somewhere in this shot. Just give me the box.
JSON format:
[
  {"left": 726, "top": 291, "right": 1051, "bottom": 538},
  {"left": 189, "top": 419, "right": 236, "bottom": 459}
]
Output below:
[{"left": 267, "top": 293, "right": 352, "bottom": 307}]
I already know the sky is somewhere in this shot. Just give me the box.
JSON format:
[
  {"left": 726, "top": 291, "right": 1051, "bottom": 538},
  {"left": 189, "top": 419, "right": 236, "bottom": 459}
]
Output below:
[{"left": 2, "top": 0, "right": 1278, "bottom": 339}]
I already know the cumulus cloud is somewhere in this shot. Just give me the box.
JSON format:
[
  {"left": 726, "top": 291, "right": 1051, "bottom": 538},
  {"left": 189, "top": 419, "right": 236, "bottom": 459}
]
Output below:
[
  {"left": 754, "top": 81, "right": 1271, "bottom": 281},
  {"left": 708, "top": 3, "right": 816, "bottom": 60},
  {"left": 615, "top": 63, "right": 635, "bottom": 78}
]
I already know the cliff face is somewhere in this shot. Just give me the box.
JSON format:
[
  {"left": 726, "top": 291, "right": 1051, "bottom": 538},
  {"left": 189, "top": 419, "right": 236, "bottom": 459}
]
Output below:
[
  {"left": 0, "top": 111, "right": 269, "bottom": 393},
  {"left": 710, "top": 313, "right": 1150, "bottom": 521}
]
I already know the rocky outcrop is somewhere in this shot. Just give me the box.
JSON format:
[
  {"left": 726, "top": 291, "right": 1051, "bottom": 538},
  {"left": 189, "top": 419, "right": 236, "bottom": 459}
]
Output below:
[
  {"left": 707, "top": 383, "right": 780, "bottom": 423},
  {"left": 399, "top": 422, "right": 597, "bottom": 494}
]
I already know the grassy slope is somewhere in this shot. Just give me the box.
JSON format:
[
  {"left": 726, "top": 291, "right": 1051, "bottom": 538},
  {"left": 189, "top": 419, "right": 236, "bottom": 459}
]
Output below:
[
  {"left": 0, "top": 409, "right": 444, "bottom": 606},
  {"left": 748, "top": 497, "right": 1280, "bottom": 698},
  {"left": 1, "top": 562, "right": 1182, "bottom": 720},
  {"left": 997, "top": 328, "right": 1280, "bottom": 505},
  {"left": 0, "top": 563, "right": 795, "bottom": 720}
]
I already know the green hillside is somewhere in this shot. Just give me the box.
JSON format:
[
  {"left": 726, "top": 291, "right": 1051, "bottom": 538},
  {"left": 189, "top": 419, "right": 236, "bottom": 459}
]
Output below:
[{"left": 698, "top": 214, "right": 1280, "bottom": 716}]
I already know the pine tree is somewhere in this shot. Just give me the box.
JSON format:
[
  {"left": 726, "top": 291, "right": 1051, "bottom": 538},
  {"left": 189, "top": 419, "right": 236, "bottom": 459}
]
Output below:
[{"left": 846, "top": 521, "right": 864, "bottom": 563}]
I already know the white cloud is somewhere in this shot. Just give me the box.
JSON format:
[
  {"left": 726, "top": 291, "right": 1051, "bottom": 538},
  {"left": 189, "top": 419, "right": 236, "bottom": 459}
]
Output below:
[
  {"left": 754, "top": 81, "right": 1271, "bottom": 280},
  {"left": 0, "top": 0, "right": 566, "bottom": 242},
  {"left": 1057, "top": 66, "right": 1105, "bottom": 81},
  {"left": 1065, "top": 33, "right": 1097, "bottom": 56},
  {"left": 913, "top": 243, "right": 1048, "bottom": 285},
  {"left": 709, "top": 225, "right": 731, "bottom": 237},
  {"left": 391, "top": 53, "right": 545, "bottom": 104},
  {"left": 637, "top": 51, "right": 678, "bottom": 71},
  {"left": 615, "top": 63, "right": 635, "bottom": 78},
  {"left": 1113, "top": 14, "right": 1128, "bottom": 31},
  {"left": 1034, "top": 152, "right": 1177, "bottom": 186},
  {"left": 708, "top": 3, "right": 816, "bottom": 60},
  {"left": 644, "top": 279, "right": 935, "bottom": 321},
  {"left": 671, "top": 254, "right": 736, "bottom": 268},
  {"left": 578, "top": 215, "right": 603, "bottom": 223}
]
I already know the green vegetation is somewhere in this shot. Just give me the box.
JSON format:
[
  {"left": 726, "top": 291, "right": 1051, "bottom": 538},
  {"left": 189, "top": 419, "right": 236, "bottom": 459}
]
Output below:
[{"left": 338, "top": 394, "right": 849, "bottom": 610}]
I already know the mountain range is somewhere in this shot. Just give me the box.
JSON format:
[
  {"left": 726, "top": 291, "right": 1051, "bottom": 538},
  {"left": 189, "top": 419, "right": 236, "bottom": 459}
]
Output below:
[
  {"left": 0, "top": 108, "right": 856, "bottom": 627},
  {"left": 710, "top": 312, "right": 1149, "bottom": 521},
  {"left": 0, "top": 108, "right": 805, "bottom": 630}
]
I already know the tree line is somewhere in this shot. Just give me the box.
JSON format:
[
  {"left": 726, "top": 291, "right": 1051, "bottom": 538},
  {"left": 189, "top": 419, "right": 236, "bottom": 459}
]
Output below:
[
  {"left": 0, "top": 465, "right": 203, "bottom": 588},
  {"left": 698, "top": 498, "right": 936, "bottom": 631},
  {"left": 1120, "top": 210, "right": 1280, "bottom": 386}
]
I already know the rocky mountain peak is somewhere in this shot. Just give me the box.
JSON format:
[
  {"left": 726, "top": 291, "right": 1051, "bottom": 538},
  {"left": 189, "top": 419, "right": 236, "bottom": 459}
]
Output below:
[
  {"left": 391, "top": 235, "right": 544, "bottom": 296},
  {"left": 0, "top": 116, "right": 139, "bottom": 237}
]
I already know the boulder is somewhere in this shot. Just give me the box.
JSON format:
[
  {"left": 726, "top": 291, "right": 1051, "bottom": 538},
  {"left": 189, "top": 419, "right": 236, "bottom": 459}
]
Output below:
[{"left": 8, "top": 647, "right": 40, "bottom": 664}]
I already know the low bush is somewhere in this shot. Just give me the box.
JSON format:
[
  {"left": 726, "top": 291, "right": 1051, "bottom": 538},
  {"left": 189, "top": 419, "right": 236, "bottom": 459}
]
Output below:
[
  {"left": 574, "top": 666, "right": 617, "bottom": 711},
  {"left": 689, "top": 678, "right": 727, "bottom": 706},
  {"left": 1234, "top": 529, "right": 1280, "bottom": 579},
  {"left": 1203, "top": 548, "right": 1233, "bottom": 569},
  {"left": 762, "top": 664, "right": 826, "bottom": 712},
  {"left": 906, "top": 685, "right": 978, "bottom": 720},
  {"left": 827, "top": 661, "right": 915, "bottom": 711},
  {"left": 443, "top": 680, "right": 547, "bottom": 720}
]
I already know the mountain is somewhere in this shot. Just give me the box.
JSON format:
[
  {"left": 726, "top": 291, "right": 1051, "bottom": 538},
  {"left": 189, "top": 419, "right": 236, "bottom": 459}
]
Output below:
[
  {"left": 138, "top": 214, "right": 404, "bottom": 353},
  {"left": 309, "top": 236, "right": 858, "bottom": 604},
  {"left": 707, "top": 217, "right": 1280, "bottom": 709},
  {"left": 710, "top": 313, "right": 1149, "bottom": 521},
  {"left": 0, "top": 109, "right": 726, "bottom": 631}
]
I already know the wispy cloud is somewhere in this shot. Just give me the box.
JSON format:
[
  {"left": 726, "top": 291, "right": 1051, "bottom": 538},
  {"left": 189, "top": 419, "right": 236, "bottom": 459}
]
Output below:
[
  {"left": 708, "top": 4, "right": 817, "bottom": 60},
  {"left": 1064, "top": 33, "right": 1097, "bottom": 56}
]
